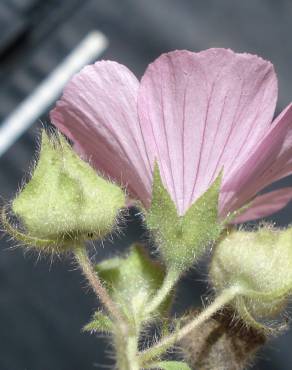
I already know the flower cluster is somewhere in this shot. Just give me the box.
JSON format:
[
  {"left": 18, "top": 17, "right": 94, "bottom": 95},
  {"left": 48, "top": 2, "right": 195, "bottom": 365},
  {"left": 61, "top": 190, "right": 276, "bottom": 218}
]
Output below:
[{"left": 3, "top": 48, "right": 292, "bottom": 370}]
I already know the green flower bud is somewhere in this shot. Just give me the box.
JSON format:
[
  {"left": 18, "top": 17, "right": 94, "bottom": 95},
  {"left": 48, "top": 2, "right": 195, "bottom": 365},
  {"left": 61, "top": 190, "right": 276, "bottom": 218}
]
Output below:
[
  {"left": 210, "top": 227, "right": 292, "bottom": 330},
  {"left": 5, "top": 131, "right": 125, "bottom": 251},
  {"left": 146, "top": 164, "right": 223, "bottom": 273}
]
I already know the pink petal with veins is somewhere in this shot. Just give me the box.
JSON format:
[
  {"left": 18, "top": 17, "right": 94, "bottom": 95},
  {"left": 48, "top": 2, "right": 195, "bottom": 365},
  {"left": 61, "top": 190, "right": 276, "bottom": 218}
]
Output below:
[
  {"left": 50, "top": 48, "right": 292, "bottom": 222},
  {"left": 232, "top": 188, "right": 292, "bottom": 223},
  {"left": 138, "top": 49, "right": 277, "bottom": 215},
  {"left": 50, "top": 61, "right": 152, "bottom": 205},
  {"left": 221, "top": 104, "right": 292, "bottom": 217}
]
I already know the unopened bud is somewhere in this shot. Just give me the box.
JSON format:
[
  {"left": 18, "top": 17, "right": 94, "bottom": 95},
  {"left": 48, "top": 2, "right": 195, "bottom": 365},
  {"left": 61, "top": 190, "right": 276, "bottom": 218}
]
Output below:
[
  {"left": 210, "top": 227, "right": 292, "bottom": 330},
  {"left": 5, "top": 131, "right": 125, "bottom": 252}
]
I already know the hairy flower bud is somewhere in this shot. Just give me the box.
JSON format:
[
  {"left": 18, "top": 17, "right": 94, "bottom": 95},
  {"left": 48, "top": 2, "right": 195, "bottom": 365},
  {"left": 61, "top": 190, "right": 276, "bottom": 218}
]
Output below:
[
  {"left": 210, "top": 227, "right": 292, "bottom": 330},
  {"left": 5, "top": 131, "right": 125, "bottom": 251}
]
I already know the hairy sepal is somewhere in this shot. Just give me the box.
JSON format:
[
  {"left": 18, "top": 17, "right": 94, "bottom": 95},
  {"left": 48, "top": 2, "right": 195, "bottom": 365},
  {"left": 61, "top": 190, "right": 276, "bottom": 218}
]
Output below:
[{"left": 146, "top": 163, "right": 223, "bottom": 272}]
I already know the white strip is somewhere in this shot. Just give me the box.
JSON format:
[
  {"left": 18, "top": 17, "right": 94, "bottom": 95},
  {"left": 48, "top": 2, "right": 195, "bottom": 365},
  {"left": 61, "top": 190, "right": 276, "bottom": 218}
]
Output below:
[{"left": 0, "top": 31, "right": 108, "bottom": 157}]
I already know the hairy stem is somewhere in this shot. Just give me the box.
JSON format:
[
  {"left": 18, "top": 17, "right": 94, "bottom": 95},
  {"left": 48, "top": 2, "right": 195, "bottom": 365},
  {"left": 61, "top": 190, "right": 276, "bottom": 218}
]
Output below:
[
  {"left": 139, "top": 285, "right": 242, "bottom": 365},
  {"left": 146, "top": 267, "right": 179, "bottom": 315},
  {"left": 115, "top": 332, "right": 140, "bottom": 370},
  {"left": 74, "top": 246, "right": 127, "bottom": 331}
]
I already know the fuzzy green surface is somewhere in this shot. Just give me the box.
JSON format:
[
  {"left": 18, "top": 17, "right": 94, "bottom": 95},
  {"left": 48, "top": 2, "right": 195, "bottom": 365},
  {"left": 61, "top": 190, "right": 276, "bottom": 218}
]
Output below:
[
  {"left": 210, "top": 228, "right": 292, "bottom": 323},
  {"left": 95, "top": 244, "right": 170, "bottom": 325},
  {"left": 146, "top": 164, "right": 222, "bottom": 272},
  {"left": 147, "top": 361, "right": 191, "bottom": 369},
  {"left": 83, "top": 310, "right": 113, "bottom": 333},
  {"left": 12, "top": 132, "right": 125, "bottom": 243}
]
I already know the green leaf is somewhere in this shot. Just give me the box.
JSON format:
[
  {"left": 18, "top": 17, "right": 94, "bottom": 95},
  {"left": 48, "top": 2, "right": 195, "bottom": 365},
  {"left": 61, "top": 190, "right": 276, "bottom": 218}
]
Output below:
[
  {"left": 146, "top": 163, "right": 223, "bottom": 271},
  {"left": 95, "top": 244, "right": 171, "bottom": 323},
  {"left": 12, "top": 131, "right": 125, "bottom": 250},
  {"left": 148, "top": 361, "right": 192, "bottom": 370},
  {"left": 83, "top": 311, "right": 113, "bottom": 333}
]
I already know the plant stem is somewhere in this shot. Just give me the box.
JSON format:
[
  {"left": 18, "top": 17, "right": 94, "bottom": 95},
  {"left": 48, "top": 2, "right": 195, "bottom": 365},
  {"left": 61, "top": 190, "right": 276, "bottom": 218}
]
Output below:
[
  {"left": 139, "top": 285, "right": 242, "bottom": 365},
  {"left": 126, "top": 336, "right": 140, "bottom": 370},
  {"left": 115, "top": 332, "right": 140, "bottom": 370},
  {"left": 146, "top": 267, "right": 179, "bottom": 315},
  {"left": 74, "top": 246, "right": 127, "bottom": 331}
]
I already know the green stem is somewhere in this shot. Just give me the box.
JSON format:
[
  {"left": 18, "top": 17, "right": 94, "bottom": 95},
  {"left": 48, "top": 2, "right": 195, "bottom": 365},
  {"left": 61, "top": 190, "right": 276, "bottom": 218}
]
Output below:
[
  {"left": 146, "top": 267, "right": 179, "bottom": 315},
  {"left": 126, "top": 336, "right": 140, "bottom": 370},
  {"left": 73, "top": 246, "right": 127, "bottom": 332},
  {"left": 115, "top": 329, "right": 140, "bottom": 370},
  {"left": 139, "top": 285, "right": 242, "bottom": 365}
]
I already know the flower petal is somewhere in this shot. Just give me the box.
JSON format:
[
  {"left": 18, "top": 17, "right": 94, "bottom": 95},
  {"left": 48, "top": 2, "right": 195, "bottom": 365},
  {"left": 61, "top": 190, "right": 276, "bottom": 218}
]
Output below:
[
  {"left": 138, "top": 48, "right": 277, "bottom": 215},
  {"left": 233, "top": 188, "right": 292, "bottom": 223},
  {"left": 221, "top": 104, "right": 292, "bottom": 216},
  {"left": 50, "top": 61, "right": 152, "bottom": 205}
]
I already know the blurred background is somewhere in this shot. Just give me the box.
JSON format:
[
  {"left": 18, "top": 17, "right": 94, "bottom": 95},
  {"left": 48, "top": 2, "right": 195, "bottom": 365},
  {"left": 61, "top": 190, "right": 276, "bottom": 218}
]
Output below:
[{"left": 0, "top": 0, "right": 292, "bottom": 369}]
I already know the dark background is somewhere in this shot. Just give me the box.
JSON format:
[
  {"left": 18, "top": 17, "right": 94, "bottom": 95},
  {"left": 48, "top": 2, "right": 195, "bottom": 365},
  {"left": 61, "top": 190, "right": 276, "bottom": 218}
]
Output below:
[{"left": 0, "top": 1, "right": 292, "bottom": 369}]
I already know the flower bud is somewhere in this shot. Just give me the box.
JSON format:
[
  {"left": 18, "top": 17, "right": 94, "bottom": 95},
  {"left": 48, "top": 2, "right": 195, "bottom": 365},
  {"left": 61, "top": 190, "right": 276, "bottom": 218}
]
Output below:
[
  {"left": 7, "top": 131, "right": 125, "bottom": 251},
  {"left": 210, "top": 227, "right": 292, "bottom": 329}
]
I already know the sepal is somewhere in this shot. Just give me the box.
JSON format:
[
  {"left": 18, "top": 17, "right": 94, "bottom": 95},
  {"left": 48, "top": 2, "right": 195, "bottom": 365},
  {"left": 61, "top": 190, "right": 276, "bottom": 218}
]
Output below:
[{"left": 146, "top": 164, "right": 222, "bottom": 272}]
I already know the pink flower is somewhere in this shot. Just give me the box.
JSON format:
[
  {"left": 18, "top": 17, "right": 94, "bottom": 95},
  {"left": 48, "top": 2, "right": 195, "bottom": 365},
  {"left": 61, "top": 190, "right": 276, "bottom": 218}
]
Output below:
[{"left": 50, "top": 48, "right": 292, "bottom": 223}]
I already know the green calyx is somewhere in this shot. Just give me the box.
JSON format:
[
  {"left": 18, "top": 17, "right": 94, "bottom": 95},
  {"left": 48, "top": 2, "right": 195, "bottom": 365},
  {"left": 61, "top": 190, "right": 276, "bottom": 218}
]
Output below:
[
  {"left": 95, "top": 244, "right": 170, "bottom": 326},
  {"left": 210, "top": 227, "right": 292, "bottom": 330},
  {"left": 10, "top": 131, "right": 125, "bottom": 251},
  {"left": 146, "top": 164, "right": 223, "bottom": 272}
]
